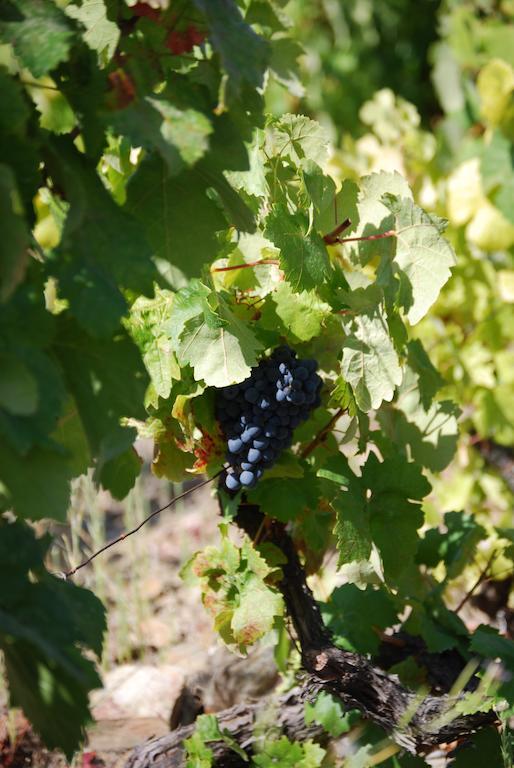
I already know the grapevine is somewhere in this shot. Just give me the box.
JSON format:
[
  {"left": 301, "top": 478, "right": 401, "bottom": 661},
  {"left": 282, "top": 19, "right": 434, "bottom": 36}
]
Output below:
[{"left": 0, "top": 0, "right": 513, "bottom": 765}]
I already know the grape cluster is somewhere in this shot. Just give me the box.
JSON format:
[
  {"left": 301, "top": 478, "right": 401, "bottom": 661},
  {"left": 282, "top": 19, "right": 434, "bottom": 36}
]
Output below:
[{"left": 216, "top": 346, "right": 322, "bottom": 492}]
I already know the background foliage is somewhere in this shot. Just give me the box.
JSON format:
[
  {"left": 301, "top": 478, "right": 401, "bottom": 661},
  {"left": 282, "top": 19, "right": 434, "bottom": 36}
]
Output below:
[{"left": 1, "top": 0, "right": 514, "bottom": 764}]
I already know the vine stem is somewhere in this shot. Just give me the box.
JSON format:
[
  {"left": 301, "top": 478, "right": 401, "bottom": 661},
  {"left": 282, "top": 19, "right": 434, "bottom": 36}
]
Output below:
[
  {"left": 64, "top": 471, "right": 223, "bottom": 578},
  {"left": 454, "top": 550, "right": 498, "bottom": 614},
  {"left": 332, "top": 229, "right": 397, "bottom": 244},
  {"left": 211, "top": 259, "right": 279, "bottom": 274},
  {"left": 323, "top": 217, "right": 352, "bottom": 244},
  {"left": 300, "top": 407, "right": 345, "bottom": 459}
]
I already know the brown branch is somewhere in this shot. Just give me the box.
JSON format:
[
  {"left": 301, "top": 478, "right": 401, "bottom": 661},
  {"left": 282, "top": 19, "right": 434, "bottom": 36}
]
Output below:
[
  {"left": 124, "top": 495, "right": 498, "bottom": 768},
  {"left": 125, "top": 683, "right": 327, "bottom": 768},
  {"left": 263, "top": 519, "right": 497, "bottom": 752},
  {"left": 455, "top": 550, "right": 498, "bottom": 614},
  {"left": 323, "top": 218, "right": 352, "bottom": 244},
  {"left": 300, "top": 407, "right": 345, "bottom": 458},
  {"left": 332, "top": 229, "right": 397, "bottom": 244},
  {"left": 211, "top": 259, "right": 279, "bottom": 274}
]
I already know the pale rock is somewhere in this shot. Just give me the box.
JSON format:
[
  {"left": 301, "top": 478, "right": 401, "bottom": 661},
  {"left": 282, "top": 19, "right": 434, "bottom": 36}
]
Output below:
[{"left": 91, "top": 664, "right": 185, "bottom": 722}]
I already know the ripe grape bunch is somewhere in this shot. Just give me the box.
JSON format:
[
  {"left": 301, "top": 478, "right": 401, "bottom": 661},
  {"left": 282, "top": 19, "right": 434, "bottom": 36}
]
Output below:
[{"left": 216, "top": 346, "right": 322, "bottom": 492}]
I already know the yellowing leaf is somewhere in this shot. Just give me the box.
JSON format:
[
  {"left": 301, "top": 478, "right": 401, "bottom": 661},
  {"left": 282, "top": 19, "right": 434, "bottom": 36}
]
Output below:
[
  {"left": 498, "top": 270, "right": 514, "bottom": 302},
  {"left": 477, "top": 58, "right": 514, "bottom": 126},
  {"left": 231, "top": 573, "right": 283, "bottom": 646},
  {"left": 466, "top": 199, "right": 514, "bottom": 251},
  {"left": 446, "top": 158, "right": 483, "bottom": 227}
]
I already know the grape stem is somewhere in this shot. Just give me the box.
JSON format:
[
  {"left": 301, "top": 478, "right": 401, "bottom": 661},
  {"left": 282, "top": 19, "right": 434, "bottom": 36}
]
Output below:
[
  {"left": 330, "top": 229, "right": 397, "bottom": 244},
  {"left": 454, "top": 549, "right": 498, "bottom": 613},
  {"left": 211, "top": 259, "right": 279, "bottom": 273},
  {"left": 322, "top": 217, "right": 352, "bottom": 244},
  {"left": 300, "top": 407, "right": 345, "bottom": 459}
]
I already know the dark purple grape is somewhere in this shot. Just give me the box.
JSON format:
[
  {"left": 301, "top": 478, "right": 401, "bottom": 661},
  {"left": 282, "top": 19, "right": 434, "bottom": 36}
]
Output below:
[
  {"left": 244, "top": 387, "right": 259, "bottom": 404},
  {"left": 226, "top": 473, "right": 241, "bottom": 491},
  {"left": 217, "top": 346, "right": 323, "bottom": 492},
  {"left": 242, "top": 426, "right": 261, "bottom": 443},
  {"left": 240, "top": 470, "right": 255, "bottom": 487},
  {"left": 223, "top": 385, "right": 240, "bottom": 400},
  {"left": 228, "top": 438, "right": 244, "bottom": 454},
  {"left": 247, "top": 447, "right": 261, "bottom": 463}
]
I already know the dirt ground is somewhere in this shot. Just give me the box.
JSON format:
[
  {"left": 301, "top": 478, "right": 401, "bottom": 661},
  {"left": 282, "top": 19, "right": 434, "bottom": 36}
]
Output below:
[{"left": 0, "top": 442, "right": 228, "bottom": 768}]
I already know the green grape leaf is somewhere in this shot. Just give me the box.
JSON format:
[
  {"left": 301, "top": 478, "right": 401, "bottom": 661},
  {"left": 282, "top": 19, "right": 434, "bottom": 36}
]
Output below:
[
  {"left": 343, "top": 171, "right": 411, "bottom": 266},
  {"left": 341, "top": 301, "right": 403, "bottom": 412},
  {"left": 0, "top": 353, "right": 38, "bottom": 416},
  {"left": 58, "top": 262, "right": 127, "bottom": 338},
  {"left": 304, "top": 692, "right": 355, "bottom": 738},
  {"left": 265, "top": 115, "right": 330, "bottom": 166},
  {"left": 48, "top": 137, "right": 157, "bottom": 299},
  {"left": 406, "top": 339, "right": 445, "bottom": 409},
  {"left": 193, "top": 0, "right": 269, "bottom": 91},
  {"left": 470, "top": 625, "right": 514, "bottom": 667},
  {"left": 272, "top": 282, "right": 331, "bottom": 342},
  {"left": 382, "top": 195, "right": 456, "bottom": 325},
  {"left": 0, "top": 164, "right": 29, "bottom": 302},
  {"left": 126, "top": 155, "right": 226, "bottom": 277},
  {"left": 143, "top": 337, "right": 179, "bottom": 400},
  {"left": 334, "top": 454, "right": 429, "bottom": 580},
  {"left": 417, "top": 512, "right": 485, "bottom": 578},
  {"left": 54, "top": 318, "right": 148, "bottom": 496},
  {"left": 0, "top": 348, "right": 66, "bottom": 456},
  {"left": 265, "top": 205, "right": 330, "bottom": 292},
  {"left": 184, "top": 713, "right": 248, "bottom": 766},
  {"left": 0, "top": 439, "right": 73, "bottom": 521},
  {"left": 405, "top": 603, "right": 468, "bottom": 653},
  {"left": 361, "top": 171, "right": 413, "bottom": 202},
  {"left": 110, "top": 99, "right": 212, "bottom": 175},
  {"left": 253, "top": 736, "right": 325, "bottom": 768},
  {"left": 66, "top": 0, "right": 119, "bottom": 61},
  {"left": 248, "top": 472, "right": 320, "bottom": 522},
  {"left": 480, "top": 130, "right": 512, "bottom": 195},
  {"left": 0, "top": 67, "right": 29, "bottom": 135},
  {"left": 332, "top": 486, "right": 372, "bottom": 564},
  {"left": 378, "top": 356, "right": 459, "bottom": 473},
  {"left": 0, "top": 0, "right": 76, "bottom": 77},
  {"left": 269, "top": 37, "right": 304, "bottom": 97},
  {"left": 321, "top": 585, "right": 398, "bottom": 654},
  {"left": 152, "top": 435, "right": 195, "bottom": 483},
  {"left": 0, "top": 520, "right": 105, "bottom": 758},
  {"left": 175, "top": 297, "right": 262, "bottom": 387},
  {"left": 94, "top": 428, "right": 142, "bottom": 500}
]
